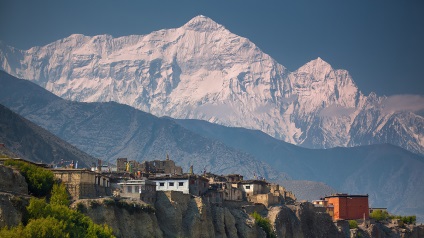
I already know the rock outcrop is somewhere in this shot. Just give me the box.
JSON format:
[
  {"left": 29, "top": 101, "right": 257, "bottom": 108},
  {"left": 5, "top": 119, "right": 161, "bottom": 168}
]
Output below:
[
  {"left": 0, "top": 165, "right": 29, "bottom": 228},
  {"left": 269, "top": 202, "right": 343, "bottom": 238},
  {"left": 0, "top": 165, "right": 28, "bottom": 194},
  {"left": 76, "top": 192, "right": 266, "bottom": 238},
  {"left": 75, "top": 194, "right": 347, "bottom": 238},
  {"left": 356, "top": 222, "right": 424, "bottom": 238}
]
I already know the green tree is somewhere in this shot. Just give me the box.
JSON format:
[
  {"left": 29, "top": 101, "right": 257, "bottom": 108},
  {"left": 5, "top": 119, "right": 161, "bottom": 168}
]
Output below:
[
  {"left": 348, "top": 220, "right": 358, "bottom": 229},
  {"left": 50, "top": 183, "right": 70, "bottom": 206},
  {"left": 6, "top": 197, "right": 115, "bottom": 237},
  {"left": 24, "top": 217, "right": 69, "bottom": 238},
  {"left": 251, "top": 211, "right": 276, "bottom": 238},
  {"left": 370, "top": 210, "right": 389, "bottom": 221}
]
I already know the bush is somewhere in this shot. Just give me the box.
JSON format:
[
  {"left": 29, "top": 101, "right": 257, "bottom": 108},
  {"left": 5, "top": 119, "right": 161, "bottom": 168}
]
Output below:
[
  {"left": 50, "top": 183, "right": 70, "bottom": 206},
  {"left": 76, "top": 202, "right": 87, "bottom": 213},
  {"left": 3, "top": 197, "right": 115, "bottom": 237},
  {"left": 4, "top": 159, "right": 54, "bottom": 197},
  {"left": 371, "top": 209, "right": 416, "bottom": 225},
  {"left": 251, "top": 211, "right": 276, "bottom": 238},
  {"left": 390, "top": 215, "right": 416, "bottom": 225},
  {"left": 348, "top": 220, "right": 358, "bottom": 229},
  {"left": 370, "top": 210, "right": 389, "bottom": 221}
]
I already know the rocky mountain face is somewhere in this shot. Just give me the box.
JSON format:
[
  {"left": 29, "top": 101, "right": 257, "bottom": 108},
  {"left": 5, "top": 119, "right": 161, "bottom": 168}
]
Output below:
[
  {"left": 1, "top": 15, "right": 423, "bottom": 155},
  {"left": 1, "top": 71, "right": 424, "bottom": 222},
  {"left": 0, "top": 103, "right": 97, "bottom": 167}
]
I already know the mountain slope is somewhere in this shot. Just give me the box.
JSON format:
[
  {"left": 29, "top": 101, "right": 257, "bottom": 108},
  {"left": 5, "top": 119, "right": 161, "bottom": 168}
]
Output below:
[
  {"left": 0, "top": 15, "right": 422, "bottom": 155},
  {"left": 173, "top": 118, "right": 424, "bottom": 219},
  {"left": 0, "top": 103, "right": 96, "bottom": 167},
  {"left": 1, "top": 71, "right": 423, "bottom": 221},
  {"left": 0, "top": 70, "right": 281, "bottom": 179}
]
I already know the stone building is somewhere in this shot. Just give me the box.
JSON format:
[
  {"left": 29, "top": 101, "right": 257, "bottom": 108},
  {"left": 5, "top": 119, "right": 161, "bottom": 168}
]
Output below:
[
  {"left": 116, "top": 158, "right": 128, "bottom": 172},
  {"left": 238, "top": 180, "right": 269, "bottom": 199},
  {"left": 51, "top": 169, "right": 111, "bottom": 200},
  {"left": 225, "top": 174, "right": 243, "bottom": 183},
  {"left": 116, "top": 157, "right": 183, "bottom": 175},
  {"left": 325, "top": 193, "right": 369, "bottom": 220},
  {"left": 117, "top": 179, "right": 156, "bottom": 204}
]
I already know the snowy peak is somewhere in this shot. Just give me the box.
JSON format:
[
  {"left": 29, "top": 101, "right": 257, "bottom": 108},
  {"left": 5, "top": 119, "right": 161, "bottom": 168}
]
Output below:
[
  {"left": 183, "top": 15, "right": 225, "bottom": 32},
  {"left": 0, "top": 15, "right": 423, "bottom": 155},
  {"left": 297, "top": 57, "right": 333, "bottom": 77}
]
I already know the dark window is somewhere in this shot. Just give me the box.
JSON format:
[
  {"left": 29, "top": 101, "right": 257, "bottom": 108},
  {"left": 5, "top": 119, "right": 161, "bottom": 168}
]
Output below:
[
  {"left": 159, "top": 182, "right": 165, "bottom": 186},
  {"left": 179, "top": 182, "right": 184, "bottom": 186},
  {"left": 246, "top": 185, "right": 251, "bottom": 189},
  {"left": 135, "top": 186, "right": 139, "bottom": 193},
  {"left": 127, "top": 186, "right": 132, "bottom": 193},
  {"left": 169, "top": 182, "right": 174, "bottom": 186}
]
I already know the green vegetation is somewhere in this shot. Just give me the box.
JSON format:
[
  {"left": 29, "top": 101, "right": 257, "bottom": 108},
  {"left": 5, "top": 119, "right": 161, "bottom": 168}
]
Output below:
[
  {"left": 251, "top": 211, "right": 276, "bottom": 238},
  {"left": 0, "top": 197, "right": 114, "bottom": 237},
  {"left": 50, "top": 183, "right": 70, "bottom": 206},
  {"left": 370, "top": 210, "right": 416, "bottom": 225},
  {"left": 348, "top": 220, "right": 358, "bottom": 229},
  {"left": 0, "top": 161, "right": 115, "bottom": 237},
  {"left": 369, "top": 209, "right": 389, "bottom": 221},
  {"left": 4, "top": 159, "right": 54, "bottom": 197},
  {"left": 391, "top": 215, "right": 416, "bottom": 225}
]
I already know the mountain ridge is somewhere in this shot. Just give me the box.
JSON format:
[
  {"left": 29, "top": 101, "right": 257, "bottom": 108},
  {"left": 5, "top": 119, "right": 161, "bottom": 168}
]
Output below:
[
  {"left": 0, "top": 103, "right": 97, "bottom": 167},
  {"left": 0, "top": 15, "right": 422, "bottom": 155}
]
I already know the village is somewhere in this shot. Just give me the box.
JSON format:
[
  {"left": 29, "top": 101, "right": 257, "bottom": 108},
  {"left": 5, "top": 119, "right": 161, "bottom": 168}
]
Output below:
[{"left": 33, "top": 154, "right": 381, "bottom": 224}]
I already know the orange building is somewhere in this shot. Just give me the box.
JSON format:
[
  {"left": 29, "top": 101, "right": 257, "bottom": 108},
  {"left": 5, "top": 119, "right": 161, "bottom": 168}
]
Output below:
[{"left": 325, "top": 194, "right": 369, "bottom": 220}]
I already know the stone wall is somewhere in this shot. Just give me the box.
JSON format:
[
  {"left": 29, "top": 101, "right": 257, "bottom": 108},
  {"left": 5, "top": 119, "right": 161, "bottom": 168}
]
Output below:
[{"left": 248, "top": 193, "right": 280, "bottom": 207}]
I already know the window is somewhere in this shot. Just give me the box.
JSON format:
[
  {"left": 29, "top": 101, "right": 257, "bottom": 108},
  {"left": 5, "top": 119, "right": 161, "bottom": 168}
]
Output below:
[
  {"left": 135, "top": 186, "right": 139, "bottom": 193},
  {"left": 169, "top": 182, "right": 174, "bottom": 186},
  {"left": 127, "top": 186, "right": 132, "bottom": 193},
  {"left": 246, "top": 185, "right": 251, "bottom": 189},
  {"left": 159, "top": 182, "right": 165, "bottom": 187},
  {"left": 179, "top": 182, "right": 184, "bottom": 186}
]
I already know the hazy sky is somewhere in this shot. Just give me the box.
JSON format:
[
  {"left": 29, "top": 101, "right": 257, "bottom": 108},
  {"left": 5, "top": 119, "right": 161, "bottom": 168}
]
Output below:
[{"left": 1, "top": 0, "right": 423, "bottom": 96}]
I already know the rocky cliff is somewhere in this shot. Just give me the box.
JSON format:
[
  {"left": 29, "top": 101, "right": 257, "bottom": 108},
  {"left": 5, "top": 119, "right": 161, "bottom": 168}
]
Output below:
[
  {"left": 0, "top": 165, "right": 29, "bottom": 228},
  {"left": 74, "top": 192, "right": 349, "bottom": 238}
]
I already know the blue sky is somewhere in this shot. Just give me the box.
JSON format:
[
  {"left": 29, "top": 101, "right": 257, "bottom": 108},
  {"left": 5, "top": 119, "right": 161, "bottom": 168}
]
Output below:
[{"left": 1, "top": 0, "right": 423, "bottom": 97}]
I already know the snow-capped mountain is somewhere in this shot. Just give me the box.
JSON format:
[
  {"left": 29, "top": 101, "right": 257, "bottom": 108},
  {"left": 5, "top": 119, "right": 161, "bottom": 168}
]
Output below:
[{"left": 1, "top": 15, "right": 423, "bottom": 154}]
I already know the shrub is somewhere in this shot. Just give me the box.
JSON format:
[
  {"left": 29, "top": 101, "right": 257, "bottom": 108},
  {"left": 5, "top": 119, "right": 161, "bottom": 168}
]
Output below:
[
  {"left": 4, "top": 159, "right": 54, "bottom": 197},
  {"left": 370, "top": 210, "right": 389, "bottom": 221},
  {"left": 50, "top": 183, "right": 70, "bottom": 206},
  {"left": 3, "top": 197, "right": 115, "bottom": 237},
  {"left": 348, "top": 220, "right": 358, "bottom": 229},
  {"left": 390, "top": 215, "right": 416, "bottom": 225},
  {"left": 76, "top": 202, "right": 87, "bottom": 213},
  {"left": 251, "top": 211, "right": 276, "bottom": 238}
]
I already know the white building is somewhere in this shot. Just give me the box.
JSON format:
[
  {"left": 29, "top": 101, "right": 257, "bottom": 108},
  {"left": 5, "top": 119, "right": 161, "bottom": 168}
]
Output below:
[{"left": 150, "top": 175, "right": 209, "bottom": 196}]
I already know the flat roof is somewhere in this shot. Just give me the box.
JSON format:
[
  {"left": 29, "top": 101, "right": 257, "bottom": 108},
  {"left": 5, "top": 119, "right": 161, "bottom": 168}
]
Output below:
[
  {"left": 149, "top": 174, "right": 209, "bottom": 181},
  {"left": 325, "top": 194, "right": 368, "bottom": 198},
  {"left": 238, "top": 179, "right": 269, "bottom": 185}
]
